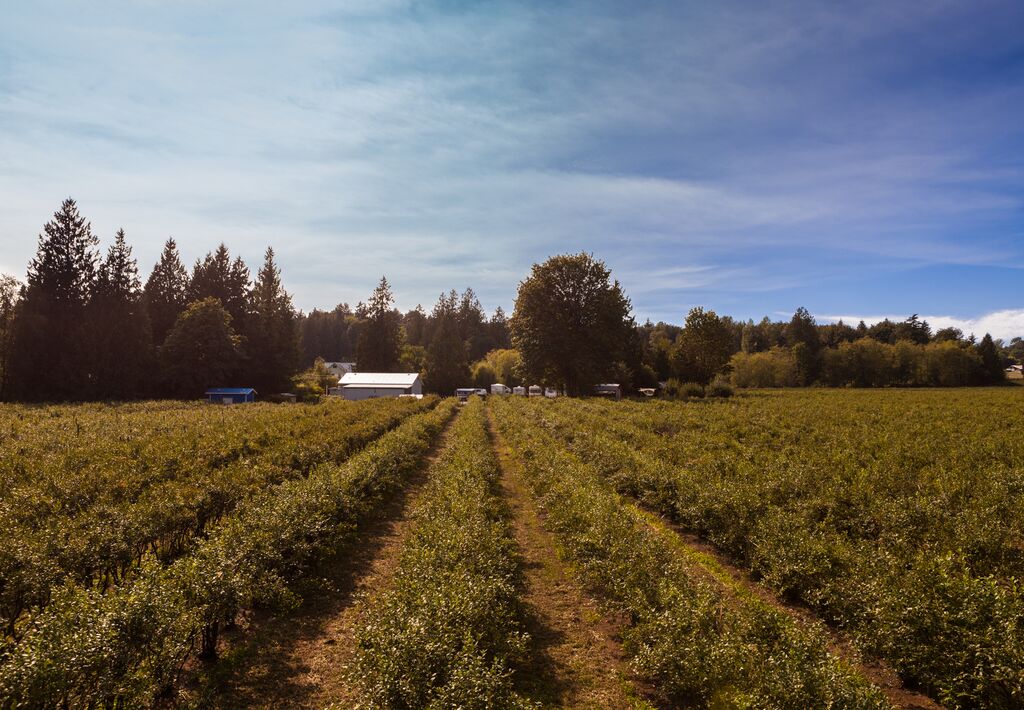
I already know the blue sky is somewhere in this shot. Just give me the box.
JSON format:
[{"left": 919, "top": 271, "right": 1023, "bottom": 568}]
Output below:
[{"left": 2, "top": 1, "right": 1023, "bottom": 337}]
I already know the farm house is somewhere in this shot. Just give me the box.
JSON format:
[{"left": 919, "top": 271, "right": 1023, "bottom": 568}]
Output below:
[
  {"left": 205, "top": 388, "right": 256, "bottom": 404},
  {"left": 332, "top": 372, "right": 423, "bottom": 400}
]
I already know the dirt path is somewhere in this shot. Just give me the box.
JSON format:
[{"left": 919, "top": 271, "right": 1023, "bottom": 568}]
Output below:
[
  {"left": 201, "top": 416, "right": 458, "bottom": 709},
  {"left": 487, "top": 407, "right": 657, "bottom": 710},
  {"left": 633, "top": 504, "right": 942, "bottom": 710}
]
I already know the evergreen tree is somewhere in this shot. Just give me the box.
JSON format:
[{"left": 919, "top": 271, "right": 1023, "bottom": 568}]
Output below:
[
  {"left": 8, "top": 198, "right": 99, "bottom": 401},
  {"left": 0, "top": 275, "right": 22, "bottom": 399},
  {"left": 159, "top": 298, "right": 242, "bottom": 397},
  {"left": 976, "top": 333, "right": 1005, "bottom": 384},
  {"left": 87, "top": 230, "right": 153, "bottom": 399},
  {"left": 425, "top": 294, "right": 469, "bottom": 394},
  {"left": 786, "top": 307, "right": 822, "bottom": 384},
  {"left": 188, "top": 244, "right": 250, "bottom": 330},
  {"left": 143, "top": 238, "right": 189, "bottom": 344},
  {"left": 356, "top": 276, "right": 402, "bottom": 371},
  {"left": 247, "top": 248, "right": 300, "bottom": 393}
]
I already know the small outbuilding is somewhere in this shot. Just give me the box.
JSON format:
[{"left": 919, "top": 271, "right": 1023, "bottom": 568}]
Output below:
[
  {"left": 336, "top": 372, "right": 423, "bottom": 401},
  {"left": 206, "top": 387, "right": 256, "bottom": 404},
  {"left": 594, "top": 383, "right": 622, "bottom": 400}
]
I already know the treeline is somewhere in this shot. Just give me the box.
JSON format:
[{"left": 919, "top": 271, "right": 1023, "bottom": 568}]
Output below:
[
  {"left": 640, "top": 307, "right": 1008, "bottom": 390},
  {"left": 0, "top": 201, "right": 1013, "bottom": 402},
  {"left": 0, "top": 199, "right": 301, "bottom": 401},
  {"left": 0, "top": 199, "right": 513, "bottom": 402}
]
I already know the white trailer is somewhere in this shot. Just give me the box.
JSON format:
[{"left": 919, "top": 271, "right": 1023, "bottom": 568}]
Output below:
[
  {"left": 490, "top": 383, "right": 511, "bottom": 395},
  {"left": 513, "top": 386, "right": 527, "bottom": 396}
]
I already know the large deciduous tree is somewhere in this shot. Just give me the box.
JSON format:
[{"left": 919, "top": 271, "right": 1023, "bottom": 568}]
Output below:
[
  {"left": 672, "top": 307, "right": 733, "bottom": 385},
  {"left": 143, "top": 238, "right": 189, "bottom": 345},
  {"left": 8, "top": 198, "right": 99, "bottom": 401},
  {"left": 510, "top": 253, "right": 634, "bottom": 396},
  {"left": 356, "top": 276, "right": 402, "bottom": 371},
  {"left": 159, "top": 298, "right": 242, "bottom": 397}
]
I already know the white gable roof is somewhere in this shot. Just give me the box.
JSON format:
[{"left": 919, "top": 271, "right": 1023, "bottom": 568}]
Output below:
[{"left": 339, "top": 372, "right": 420, "bottom": 387}]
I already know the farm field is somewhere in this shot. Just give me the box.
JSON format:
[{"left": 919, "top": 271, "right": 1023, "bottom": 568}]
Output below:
[{"left": 0, "top": 389, "right": 1021, "bottom": 708}]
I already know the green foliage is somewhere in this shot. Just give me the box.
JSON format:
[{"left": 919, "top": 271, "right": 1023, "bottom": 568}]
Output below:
[
  {"left": 353, "top": 400, "right": 532, "bottom": 708},
  {"left": 291, "top": 356, "right": 339, "bottom": 400},
  {"left": 187, "top": 244, "right": 251, "bottom": 332},
  {"left": 510, "top": 253, "right": 634, "bottom": 395},
  {"left": 672, "top": 307, "right": 733, "bottom": 385},
  {"left": 159, "top": 298, "right": 243, "bottom": 397},
  {"left": 705, "top": 377, "right": 733, "bottom": 398},
  {"left": 471, "top": 360, "right": 497, "bottom": 388},
  {"left": 475, "top": 348, "right": 523, "bottom": 387},
  {"left": 425, "top": 296, "right": 470, "bottom": 394},
  {"left": 729, "top": 347, "right": 798, "bottom": 387},
  {"left": 0, "top": 399, "right": 454, "bottom": 707},
  {"left": 0, "top": 397, "right": 431, "bottom": 635},
  {"left": 356, "top": 276, "right": 403, "bottom": 371},
  {"left": 539, "top": 391, "right": 1024, "bottom": 708},
  {"left": 664, "top": 379, "right": 704, "bottom": 398},
  {"left": 7, "top": 198, "right": 99, "bottom": 401},
  {"left": 87, "top": 229, "right": 154, "bottom": 399},
  {"left": 247, "top": 247, "right": 301, "bottom": 394},
  {"left": 492, "top": 398, "right": 888, "bottom": 708},
  {"left": 143, "top": 238, "right": 190, "bottom": 345}
]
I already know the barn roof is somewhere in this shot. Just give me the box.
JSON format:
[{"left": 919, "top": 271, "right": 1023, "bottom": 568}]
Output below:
[{"left": 339, "top": 372, "right": 420, "bottom": 387}]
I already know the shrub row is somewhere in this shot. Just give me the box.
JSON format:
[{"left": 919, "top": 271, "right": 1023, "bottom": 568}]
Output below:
[
  {"left": 0, "top": 397, "right": 432, "bottom": 634},
  {"left": 549, "top": 393, "right": 1024, "bottom": 708},
  {"left": 0, "top": 399, "right": 457, "bottom": 708},
  {"left": 492, "top": 398, "right": 888, "bottom": 709},
  {"left": 352, "top": 398, "right": 532, "bottom": 708}
]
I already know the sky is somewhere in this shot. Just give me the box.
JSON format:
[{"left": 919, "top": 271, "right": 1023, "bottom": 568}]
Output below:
[{"left": 1, "top": 1, "right": 1023, "bottom": 338}]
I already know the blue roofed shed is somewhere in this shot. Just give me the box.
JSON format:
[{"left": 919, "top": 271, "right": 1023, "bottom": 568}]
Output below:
[{"left": 205, "top": 388, "right": 256, "bottom": 404}]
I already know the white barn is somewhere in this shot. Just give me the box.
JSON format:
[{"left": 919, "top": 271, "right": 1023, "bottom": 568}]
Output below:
[{"left": 333, "top": 372, "right": 423, "bottom": 400}]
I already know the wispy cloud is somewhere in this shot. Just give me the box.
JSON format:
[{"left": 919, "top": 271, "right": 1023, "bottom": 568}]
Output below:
[{"left": 0, "top": 0, "right": 1022, "bottom": 321}]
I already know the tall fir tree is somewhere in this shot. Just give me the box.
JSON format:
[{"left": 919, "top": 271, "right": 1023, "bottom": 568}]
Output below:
[
  {"left": 8, "top": 198, "right": 99, "bottom": 401},
  {"left": 425, "top": 293, "right": 469, "bottom": 394},
  {"left": 976, "top": 333, "right": 1005, "bottom": 384},
  {"left": 356, "top": 276, "right": 402, "bottom": 371},
  {"left": 0, "top": 275, "right": 22, "bottom": 399},
  {"left": 143, "top": 238, "right": 189, "bottom": 345},
  {"left": 87, "top": 230, "right": 153, "bottom": 399},
  {"left": 188, "top": 244, "right": 250, "bottom": 332},
  {"left": 247, "top": 247, "right": 300, "bottom": 393}
]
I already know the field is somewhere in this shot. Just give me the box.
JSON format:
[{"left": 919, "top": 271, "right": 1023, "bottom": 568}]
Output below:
[{"left": 0, "top": 390, "right": 1021, "bottom": 708}]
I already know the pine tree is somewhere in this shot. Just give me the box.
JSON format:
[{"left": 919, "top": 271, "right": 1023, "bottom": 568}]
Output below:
[
  {"left": 87, "top": 230, "right": 153, "bottom": 399},
  {"left": 247, "top": 247, "right": 300, "bottom": 393},
  {"left": 356, "top": 276, "right": 402, "bottom": 371},
  {"left": 188, "top": 244, "right": 250, "bottom": 331},
  {"left": 0, "top": 275, "right": 22, "bottom": 399},
  {"left": 976, "top": 333, "right": 1005, "bottom": 384},
  {"left": 143, "top": 238, "right": 189, "bottom": 344},
  {"left": 425, "top": 293, "right": 469, "bottom": 394},
  {"left": 8, "top": 198, "right": 99, "bottom": 401}
]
